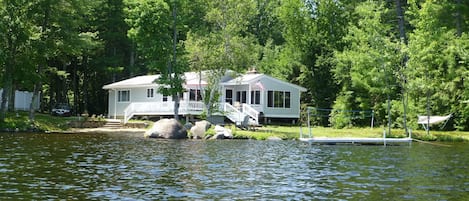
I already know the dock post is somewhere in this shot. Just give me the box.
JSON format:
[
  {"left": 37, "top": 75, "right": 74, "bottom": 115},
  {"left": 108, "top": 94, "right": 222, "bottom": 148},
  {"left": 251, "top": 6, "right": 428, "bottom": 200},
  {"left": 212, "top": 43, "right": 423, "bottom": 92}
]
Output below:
[
  {"left": 307, "top": 107, "right": 312, "bottom": 138},
  {"left": 409, "top": 128, "right": 412, "bottom": 146},
  {"left": 300, "top": 125, "right": 303, "bottom": 139},
  {"left": 383, "top": 129, "right": 386, "bottom": 147}
]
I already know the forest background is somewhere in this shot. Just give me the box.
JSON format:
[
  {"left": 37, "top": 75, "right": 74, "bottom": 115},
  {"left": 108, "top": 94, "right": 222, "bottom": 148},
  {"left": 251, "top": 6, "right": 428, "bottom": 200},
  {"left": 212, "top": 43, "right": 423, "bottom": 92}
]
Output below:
[{"left": 0, "top": 0, "right": 468, "bottom": 131}]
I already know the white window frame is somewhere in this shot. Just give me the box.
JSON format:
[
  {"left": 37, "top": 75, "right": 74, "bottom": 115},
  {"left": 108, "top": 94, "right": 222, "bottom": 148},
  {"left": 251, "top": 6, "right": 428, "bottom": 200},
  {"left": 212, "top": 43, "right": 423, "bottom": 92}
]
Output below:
[
  {"left": 147, "top": 88, "right": 154, "bottom": 98},
  {"left": 118, "top": 90, "right": 130, "bottom": 102},
  {"left": 250, "top": 90, "right": 261, "bottom": 105},
  {"left": 189, "top": 89, "right": 202, "bottom": 101},
  {"left": 267, "top": 90, "right": 291, "bottom": 108}
]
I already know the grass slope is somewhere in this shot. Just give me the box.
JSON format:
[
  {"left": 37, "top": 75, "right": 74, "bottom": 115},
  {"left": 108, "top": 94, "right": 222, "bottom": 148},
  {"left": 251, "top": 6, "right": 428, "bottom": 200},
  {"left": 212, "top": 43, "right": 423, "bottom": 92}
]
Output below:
[
  {"left": 0, "top": 112, "right": 89, "bottom": 132},
  {"left": 234, "top": 125, "right": 469, "bottom": 142},
  {"left": 1, "top": 112, "right": 467, "bottom": 142}
]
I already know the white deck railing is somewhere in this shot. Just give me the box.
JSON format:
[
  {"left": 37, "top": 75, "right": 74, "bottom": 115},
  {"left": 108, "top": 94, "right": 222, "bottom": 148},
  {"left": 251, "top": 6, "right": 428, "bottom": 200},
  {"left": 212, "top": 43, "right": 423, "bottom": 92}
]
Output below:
[
  {"left": 124, "top": 101, "right": 259, "bottom": 125},
  {"left": 242, "top": 104, "right": 259, "bottom": 125},
  {"left": 223, "top": 103, "right": 244, "bottom": 123},
  {"left": 124, "top": 101, "right": 205, "bottom": 123}
]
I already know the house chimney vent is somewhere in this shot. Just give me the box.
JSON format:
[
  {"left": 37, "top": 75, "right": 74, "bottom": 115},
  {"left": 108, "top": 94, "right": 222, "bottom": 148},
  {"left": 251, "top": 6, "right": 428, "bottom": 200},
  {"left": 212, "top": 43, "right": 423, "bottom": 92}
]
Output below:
[{"left": 247, "top": 67, "right": 258, "bottom": 74}]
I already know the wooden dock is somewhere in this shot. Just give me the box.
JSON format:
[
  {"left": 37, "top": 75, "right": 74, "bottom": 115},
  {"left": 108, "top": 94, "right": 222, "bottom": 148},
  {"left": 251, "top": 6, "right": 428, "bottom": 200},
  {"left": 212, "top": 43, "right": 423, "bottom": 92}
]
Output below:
[{"left": 299, "top": 137, "right": 412, "bottom": 145}]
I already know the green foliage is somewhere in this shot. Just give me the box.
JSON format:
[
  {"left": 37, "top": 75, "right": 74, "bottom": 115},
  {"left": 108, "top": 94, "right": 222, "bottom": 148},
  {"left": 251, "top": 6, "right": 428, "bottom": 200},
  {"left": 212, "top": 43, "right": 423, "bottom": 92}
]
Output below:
[
  {"left": 185, "top": 0, "right": 261, "bottom": 117},
  {"left": 125, "top": 0, "right": 171, "bottom": 69},
  {"left": 0, "top": 112, "right": 74, "bottom": 131},
  {"left": 329, "top": 91, "right": 354, "bottom": 128},
  {"left": 205, "top": 126, "right": 216, "bottom": 136},
  {"left": 0, "top": 0, "right": 469, "bottom": 131},
  {"left": 406, "top": 0, "right": 469, "bottom": 130},
  {"left": 277, "top": 0, "right": 351, "bottom": 122},
  {"left": 332, "top": 1, "right": 405, "bottom": 128}
]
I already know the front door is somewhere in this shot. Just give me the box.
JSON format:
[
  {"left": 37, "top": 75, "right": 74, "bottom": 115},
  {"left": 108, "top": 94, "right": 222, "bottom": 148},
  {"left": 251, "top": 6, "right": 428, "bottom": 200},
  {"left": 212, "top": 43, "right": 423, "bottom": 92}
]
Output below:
[{"left": 225, "top": 89, "right": 233, "bottom": 105}]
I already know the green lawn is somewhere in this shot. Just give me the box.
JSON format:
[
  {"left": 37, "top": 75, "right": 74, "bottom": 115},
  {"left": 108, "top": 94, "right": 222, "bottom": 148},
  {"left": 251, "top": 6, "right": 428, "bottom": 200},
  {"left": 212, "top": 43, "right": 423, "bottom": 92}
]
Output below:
[
  {"left": 1, "top": 112, "right": 467, "bottom": 142},
  {"left": 0, "top": 111, "right": 96, "bottom": 132},
  {"left": 234, "top": 125, "right": 469, "bottom": 142}
]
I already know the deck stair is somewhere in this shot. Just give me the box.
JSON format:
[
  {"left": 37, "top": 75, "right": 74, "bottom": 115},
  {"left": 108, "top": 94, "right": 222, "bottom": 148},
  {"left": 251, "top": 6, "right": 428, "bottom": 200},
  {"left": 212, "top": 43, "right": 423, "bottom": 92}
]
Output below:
[
  {"left": 223, "top": 103, "right": 259, "bottom": 129},
  {"left": 102, "top": 119, "right": 123, "bottom": 128}
]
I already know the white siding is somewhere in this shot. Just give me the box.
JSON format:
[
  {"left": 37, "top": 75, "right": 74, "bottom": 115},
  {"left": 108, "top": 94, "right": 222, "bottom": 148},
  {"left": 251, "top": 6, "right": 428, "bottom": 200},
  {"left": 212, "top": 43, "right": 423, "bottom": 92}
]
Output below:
[
  {"left": 108, "top": 87, "right": 177, "bottom": 118},
  {"left": 0, "top": 89, "right": 40, "bottom": 111},
  {"left": 259, "top": 77, "right": 302, "bottom": 118}
]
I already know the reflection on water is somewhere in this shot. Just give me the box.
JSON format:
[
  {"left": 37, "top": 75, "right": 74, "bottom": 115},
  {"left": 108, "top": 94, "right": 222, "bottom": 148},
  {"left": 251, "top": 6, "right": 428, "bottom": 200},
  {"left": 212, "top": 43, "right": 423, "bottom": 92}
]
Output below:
[{"left": 0, "top": 133, "right": 468, "bottom": 200}]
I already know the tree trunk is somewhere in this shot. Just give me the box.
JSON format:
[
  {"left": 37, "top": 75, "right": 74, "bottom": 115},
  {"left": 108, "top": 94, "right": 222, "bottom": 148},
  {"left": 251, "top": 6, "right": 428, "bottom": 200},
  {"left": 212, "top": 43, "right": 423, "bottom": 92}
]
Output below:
[
  {"left": 455, "top": 0, "right": 462, "bottom": 37},
  {"left": 172, "top": 1, "right": 179, "bottom": 120},
  {"left": 395, "top": 0, "right": 407, "bottom": 43},
  {"left": 83, "top": 56, "right": 89, "bottom": 115},
  {"left": 130, "top": 42, "right": 135, "bottom": 76},
  {"left": 29, "top": 72, "right": 42, "bottom": 121},
  {"left": 8, "top": 83, "right": 15, "bottom": 112},
  {"left": 396, "top": 0, "right": 409, "bottom": 134},
  {"left": 29, "top": 1, "right": 51, "bottom": 122},
  {"left": 206, "top": 86, "right": 218, "bottom": 118},
  {"left": 1, "top": 36, "right": 15, "bottom": 122},
  {"left": 0, "top": 68, "right": 12, "bottom": 121}
]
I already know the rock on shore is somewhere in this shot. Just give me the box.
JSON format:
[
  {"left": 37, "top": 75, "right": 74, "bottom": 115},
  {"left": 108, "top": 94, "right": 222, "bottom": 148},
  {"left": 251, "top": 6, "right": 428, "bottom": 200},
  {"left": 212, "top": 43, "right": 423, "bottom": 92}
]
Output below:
[
  {"left": 145, "top": 118, "right": 187, "bottom": 139},
  {"left": 190, "top": 120, "right": 211, "bottom": 139}
]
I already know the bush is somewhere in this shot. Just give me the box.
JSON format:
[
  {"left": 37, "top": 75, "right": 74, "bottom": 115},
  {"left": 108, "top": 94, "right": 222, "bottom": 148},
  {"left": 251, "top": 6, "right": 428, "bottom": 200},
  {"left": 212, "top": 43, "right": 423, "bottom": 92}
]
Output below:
[{"left": 329, "top": 91, "right": 354, "bottom": 128}]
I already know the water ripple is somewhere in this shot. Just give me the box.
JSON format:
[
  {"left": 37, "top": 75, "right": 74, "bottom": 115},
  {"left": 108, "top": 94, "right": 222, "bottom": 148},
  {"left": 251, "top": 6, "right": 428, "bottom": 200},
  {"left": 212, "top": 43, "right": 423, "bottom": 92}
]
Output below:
[{"left": 0, "top": 133, "right": 467, "bottom": 200}]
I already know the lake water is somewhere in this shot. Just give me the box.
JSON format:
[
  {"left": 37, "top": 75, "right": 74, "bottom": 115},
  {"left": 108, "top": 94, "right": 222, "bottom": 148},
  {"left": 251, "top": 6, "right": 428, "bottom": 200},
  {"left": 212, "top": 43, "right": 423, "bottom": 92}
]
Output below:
[{"left": 0, "top": 132, "right": 468, "bottom": 200}]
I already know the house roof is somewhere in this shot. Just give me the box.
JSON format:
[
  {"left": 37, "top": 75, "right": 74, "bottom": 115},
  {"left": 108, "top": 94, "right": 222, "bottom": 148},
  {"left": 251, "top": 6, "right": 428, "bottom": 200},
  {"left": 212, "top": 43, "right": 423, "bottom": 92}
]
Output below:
[
  {"left": 221, "top": 73, "right": 307, "bottom": 92},
  {"left": 102, "top": 72, "right": 210, "bottom": 90},
  {"left": 184, "top": 72, "right": 208, "bottom": 86},
  {"left": 103, "top": 75, "right": 160, "bottom": 89},
  {"left": 103, "top": 71, "right": 307, "bottom": 92}
]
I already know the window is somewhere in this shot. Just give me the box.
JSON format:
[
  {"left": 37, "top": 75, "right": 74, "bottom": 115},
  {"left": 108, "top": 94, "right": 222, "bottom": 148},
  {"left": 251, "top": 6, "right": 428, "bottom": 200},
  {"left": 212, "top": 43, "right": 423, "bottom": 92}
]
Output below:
[
  {"left": 274, "top": 91, "right": 283, "bottom": 107},
  {"left": 241, "top": 91, "right": 247, "bottom": 103},
  {"left": 118, "top": 90, "right": 130, "bottom": 102},
  {"left": 250, "top": 90, "right": 260, "bottom": 104},
  {"left": 226, "top": 89, "right": 233, "bottom": 104},
  {"left": 147, "top": 88, "right": 154, "bottom": 98},
  {"left": 189, "top": 89, "right": 202, "bottom": 101},
  {"left": 267, "top": 91, "right": 273, "bottom": 107},
  {"left": 267, "top": 90, "right": 291, "bottom": 108},
  {"left": 163, "top": 96, "right": 168, "bottom": 102},
  {"left": 236, "top": 91, "right": 247, "bottom": 103}
]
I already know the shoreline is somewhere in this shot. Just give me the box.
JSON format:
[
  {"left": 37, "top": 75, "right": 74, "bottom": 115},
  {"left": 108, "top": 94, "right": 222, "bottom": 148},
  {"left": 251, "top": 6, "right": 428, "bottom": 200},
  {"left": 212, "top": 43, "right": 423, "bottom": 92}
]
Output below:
[
  {"left": 48, "top": 127, "right": 147, "bottom": 135},
  {"left": 33, "top": 126, "right": 469, "bottom": 142}
]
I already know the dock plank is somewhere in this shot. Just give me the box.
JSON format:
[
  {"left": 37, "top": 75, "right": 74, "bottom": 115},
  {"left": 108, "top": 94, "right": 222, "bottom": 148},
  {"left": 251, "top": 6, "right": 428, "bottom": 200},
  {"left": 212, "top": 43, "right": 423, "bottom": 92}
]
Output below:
[{"left": 299, "top": 137, "right": 412, "bottom": 145}]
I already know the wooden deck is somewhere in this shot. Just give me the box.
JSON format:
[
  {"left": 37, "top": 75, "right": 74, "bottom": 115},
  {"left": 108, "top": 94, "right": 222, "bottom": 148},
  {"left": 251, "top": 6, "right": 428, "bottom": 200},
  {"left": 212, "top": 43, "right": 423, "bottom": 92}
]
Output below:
[{"left": 299, "top": 137, "right": 412, "bottom": 145}]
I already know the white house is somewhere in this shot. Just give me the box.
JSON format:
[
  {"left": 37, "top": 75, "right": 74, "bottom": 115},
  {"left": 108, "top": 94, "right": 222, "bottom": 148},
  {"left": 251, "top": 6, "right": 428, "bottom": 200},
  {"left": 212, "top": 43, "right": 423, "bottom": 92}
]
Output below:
[{"left": 102, "top": 70, "right": 306, "bottom": 125}]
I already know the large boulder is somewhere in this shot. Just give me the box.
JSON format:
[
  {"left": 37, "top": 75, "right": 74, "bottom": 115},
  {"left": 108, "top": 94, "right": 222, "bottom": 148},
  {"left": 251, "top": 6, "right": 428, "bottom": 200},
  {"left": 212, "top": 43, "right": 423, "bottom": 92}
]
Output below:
[
  {"left": 211, "top": 125, "right": 233, "bottom": 140},
  {"left": 184, "top": 122, "right": 193, "bottom": 130},
  {"left": 190, "top": 120, "right": 211, "bottom": 139},
  {"left": 145, "top": 118, "right": 187, "bottom": 139}
]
